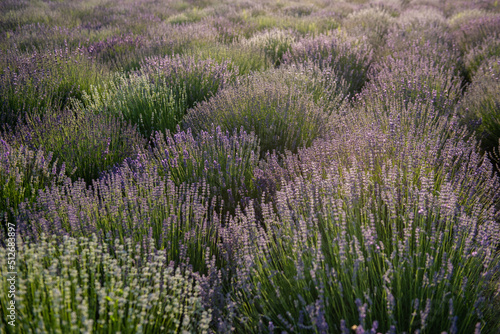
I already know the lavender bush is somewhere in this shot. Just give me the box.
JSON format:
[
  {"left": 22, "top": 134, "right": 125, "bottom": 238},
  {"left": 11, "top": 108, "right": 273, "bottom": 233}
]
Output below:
[
  {"left": 282, "top": 3, "right": 317, "bottom": 18},
  {"left": 80, "top": 55, "right": 238, "bottom": 137},
  {"left": 86, "top": 33, "right": 147, "bottom": 72},
  {"left": 139, "top": 55, "right": 239, "bottom": 112},
  {"left": 242, "top": 12, "right": 339, "bottom": 37},
  {"left": 148, "top": 126, "right": 260, "bottom": 216},
  {"left": 0, "top": 234, "right": 211, "bottom": 333},
  {"left": 464, "top": 34, "right": 500, "bottom": 80},
  {"left": 144, "top": 20, "right": 219, "bottom": 57},
  {"left": 243, "top": 28, "right": 296, "bottom": 67},
  {"left": 396, "top": 6, "right": 447, "bottom": 33},
  {"left": 212, "top": 17, "right": 246, "bottom": 44},
  {"left": 342, "top": 7, "right": 395, "bottom": 51},
  {"left": 0, "top": 46, "right": 107, "bottom": 127},
  {"left": 451, "top": 14, "right": 500, "bottom": 55},
  {"left": 0, "top": 140, "right": 68, "bottom": 226},
  {"left": 447, "top": 9, "right": 491, "bottom": 30},
  {"left": 459, "top": 58, "right": 500, "bottom": 154},
  {"left": 184, "top": 68, "right": 330, "bottom": 156},
  {"left": 281, "top": 31, "right": 373, "bottom": 96},
  {"left": 190, "top": 41, "right": 271, "bottom": 75},
  {"left": 7, "top": 109, "right": 146, "bottom": 184},
  {"left": 77, "top": 72, "right": 187, "bottom": 138},
  {"left": 233, "top": 88, "right": 500, "bottom": 333},
  {"left": 234, "top": 159, "right": 500, "bottom": 333},
  {"left": 277, "top": 61, "right": 348, "bottom": 115},
  {"left": 358, "top": 41, "right": 462, "bottom": 117},
  {"left": 383, "top": 28, "right": 460, "bottom": 75}
]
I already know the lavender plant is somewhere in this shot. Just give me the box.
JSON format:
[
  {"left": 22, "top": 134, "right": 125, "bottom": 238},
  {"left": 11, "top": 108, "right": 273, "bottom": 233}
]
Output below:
[
  {"left": 190, "top": 41, "right": 271, "bottom": 75},
  {"left": 7, "top": 109, "right": 146, "bottom": 184},
  {"left": 0, "top": 46, "right": 107, "bottom": 127},
  {"left": 242, "top": 12, "right": 338, "bottom": 37},
  {"left": 144, "top": 20, "right": 219, "bottom": 57},
  {"left": 459, "top": 58, "right": 500, "bottom": 154},
  {"left": 464, "top": 34, "right": 500, "bottom": 80},
  {"left": 234, "top": 159, "right": 500, "bottom": 333},
  {"left": 0, "top": 140, "right": 68, "bottom": 227},
  {"left": 80, "top": 55, "right": 238, "bottom": 137},
  {"left": 139, "top": 55, "right": 239, "bottom": 112},
  {"left": 451, "top": 14, "right": 500, "bottom": 54},
  {"left": 448, "top": 9, "right": 491, "bottom": 30},
  {"left": 282, "top": 3, "right": 317, "bottom": 18},
  {"left": 243, "top": 28, "right": 296, "bottom": 67},
  {"left": 359, "top": 42, "right": 462, "bottom": 117},
  {"left": 383, "top": 28, "right": 460, "bottom": 75},
  {"left": 78, "top": 72, "right": 187, "bottom": 138},
  {"left": 277, "top": 61, "right": 348, "bottom": 115},
  {"left": 148, "top": 126, "right": 260, "bottom": 216},
  {"left": 282, "top": 31, "right": 373, "bottom": 96},
  {"left": 396, "top": 6, "right": 447, "bottom": 32},
  {"left": 86, "top": 33, "right": 147, "bottom": 72},
  {"left": 16, "top": 158, "right": 223, "bottom": 276},
  {"left": 212, "top": 17, "right": 245, "bottom": 44},
  {"left": 342, "top": 7, "right": 395, "bottom": 51},
  {"left": 184, "top": 68, "right": 330, "bottom": 156},
  {"left": 0, "top": 234, "right": 211, "bottom": 334}
]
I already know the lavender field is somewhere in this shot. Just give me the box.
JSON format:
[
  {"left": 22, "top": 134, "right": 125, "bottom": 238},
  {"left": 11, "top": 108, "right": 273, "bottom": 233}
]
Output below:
[{"left": 1, "top": 0, "right": 500, "bottom": 333}]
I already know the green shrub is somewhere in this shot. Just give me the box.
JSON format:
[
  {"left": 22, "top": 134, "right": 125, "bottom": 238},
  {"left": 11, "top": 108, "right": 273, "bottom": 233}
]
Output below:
[
  {"left": 184, "top": 68, "right": 330, "bottom": 156},
  {"left": 139, "top": 55, "right": 239, "bottom": 112},
  {"left": 148, "top": 126, "right": 260, "bottom": 216},
  {"left": 9, "top": 109, "right": 146, "bottom": 184},
  {"left": 0, "top": 141, "right": 68, "bottom": 225},
  {"left": 0, "top": 234, "right": 212, "bottom": 334},
  {"left": 0, "top": 46, "right": 107, "bottom": 127},
  {"left": 242, "top": 28, "right": 296, "bottom": 67},
  {"left": 78, "top": 72, "right": 187, "bottom": 138},
  {"left": 459, "top": 58, "right": 500, "bottom": 154},
  {"left": 190, "top": 42, "right": 271, "bottom": 76}
]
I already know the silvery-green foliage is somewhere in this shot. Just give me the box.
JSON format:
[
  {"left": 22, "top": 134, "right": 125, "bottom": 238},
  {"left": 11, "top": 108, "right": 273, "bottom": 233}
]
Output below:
[
  {"left": 148, "top": 126, "right": 261, "bottom": 216},
  {"left": 342, "top": 7, "right": 395, "bottom": 50},
  {"left": 78, "top": 72, "right": 187, "bottom": 138},
  {"left": 282, "top": 30, "right": 373, "bottom": 96},
  {"left": 7, "top": 109, "right": 146, "bottom": 184},
  {"left": 243, "top": 28, "right": 297, "bottom": 66},
  {"left": 459, "top": 58, "right": 500, "bottom": 154},
  {"left": 184, "top": 68, "right": 330, "bottom": 156},
  {"left": 0, "top": 140, "right": 69, "bottom": 225},
  {"left": 0, "top": 234, "right": 211, "bottom": 333}
]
